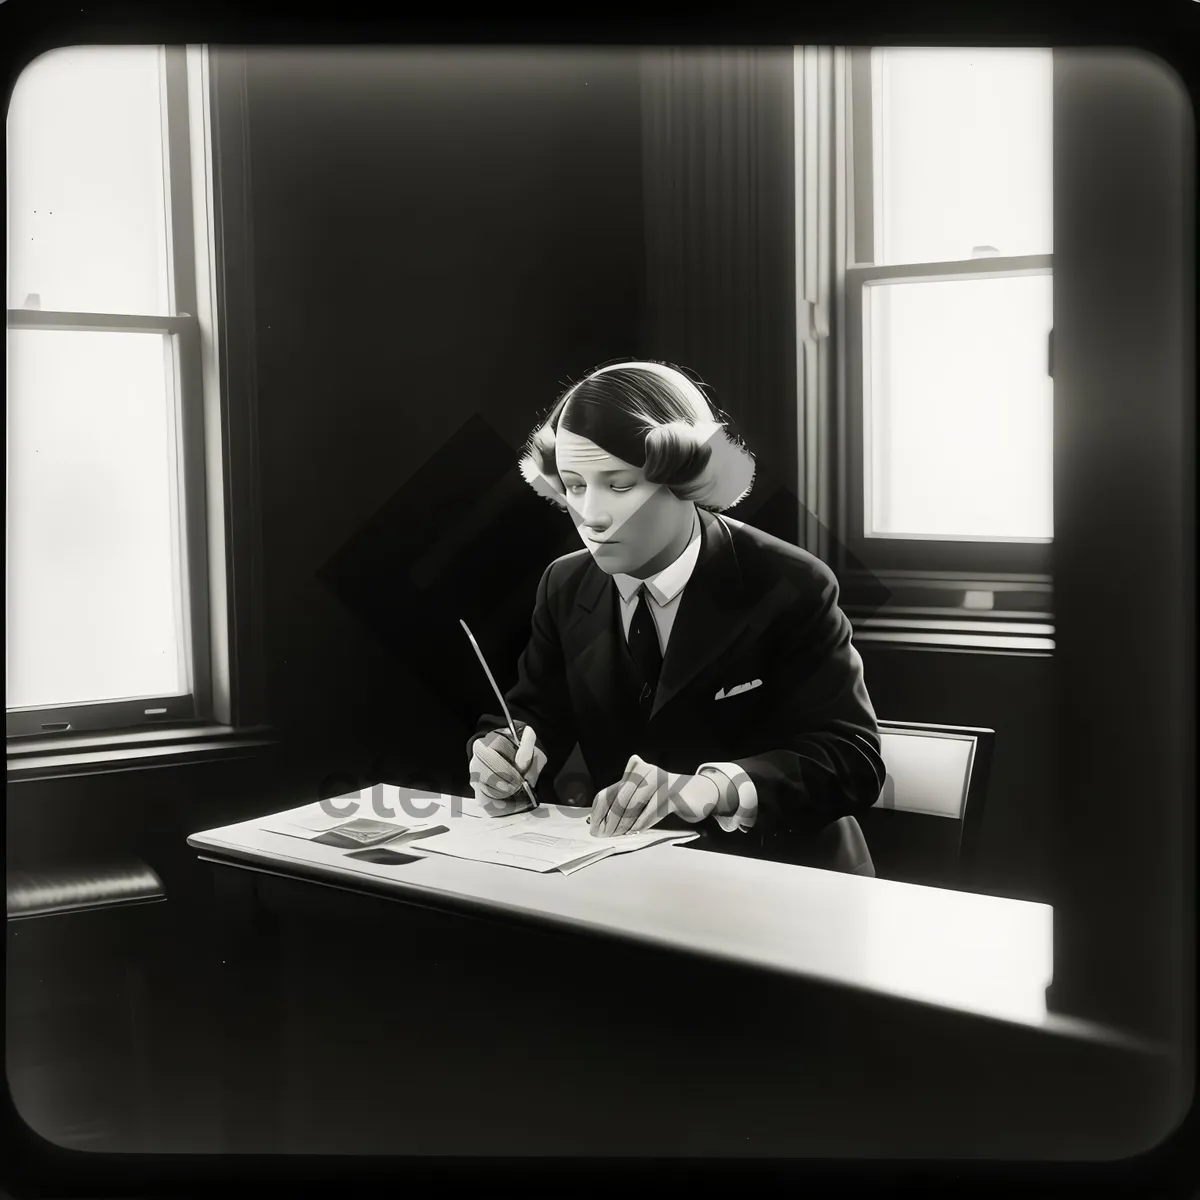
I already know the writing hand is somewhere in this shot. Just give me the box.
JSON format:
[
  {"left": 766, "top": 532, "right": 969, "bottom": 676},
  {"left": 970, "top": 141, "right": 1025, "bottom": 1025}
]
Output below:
[
  {"left": 589, "top": 755, "right": 722, "bottom": 837},
  {"left": 469, "top": 726, "right": 546, "bottom": 808}
]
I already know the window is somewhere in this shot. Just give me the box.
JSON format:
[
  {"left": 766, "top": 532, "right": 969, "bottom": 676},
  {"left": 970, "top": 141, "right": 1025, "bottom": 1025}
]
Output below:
[
  {"left": 6, "top": 45, "right": 245, "bottom": 740},
  {"left": 817, "top": 47, "right": 1055, "bottom": 627}
]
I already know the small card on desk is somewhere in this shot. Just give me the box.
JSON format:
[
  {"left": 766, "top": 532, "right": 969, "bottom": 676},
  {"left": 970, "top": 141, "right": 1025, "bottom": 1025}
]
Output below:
[
  {"left": 257, "top": 791, "right": 537, "bottom": 857},
  {"left": 311, "top": 818, "right": 446, "bottom": 848},
  {"left": 258, "top": 803, "right": 445, "bottom": 847}
]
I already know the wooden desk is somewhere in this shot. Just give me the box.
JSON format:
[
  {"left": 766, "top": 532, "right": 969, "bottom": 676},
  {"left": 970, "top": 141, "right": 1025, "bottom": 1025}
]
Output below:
[{"left": 188, "top": 795, "right": 1169, "bottom": 1158}]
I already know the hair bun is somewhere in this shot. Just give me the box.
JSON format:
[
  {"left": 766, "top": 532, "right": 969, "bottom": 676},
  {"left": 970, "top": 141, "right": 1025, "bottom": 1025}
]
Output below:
[
  {"left": 696, "top": 426, "right": 756, "bottom": 510},
  {"left": 640, "top": 419, "right": 755, "bottom": 510},
  {"left": 642, "top": 421, "right": 711, "bottom": 487}
]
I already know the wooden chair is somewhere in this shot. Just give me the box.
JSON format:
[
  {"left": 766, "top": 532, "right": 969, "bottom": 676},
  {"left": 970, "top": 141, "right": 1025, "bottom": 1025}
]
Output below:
[
  {"left": 862, "top": 721, "right": 996, "bottom": 888},
  {"left": 7, "top": 861, "right": 167, "bottom": 1150}
]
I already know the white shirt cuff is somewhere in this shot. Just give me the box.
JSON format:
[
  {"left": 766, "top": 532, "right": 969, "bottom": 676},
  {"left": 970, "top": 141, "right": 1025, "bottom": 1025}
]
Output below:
[{"left": 697, "top": 762, "right": 758, "bottom": 832}]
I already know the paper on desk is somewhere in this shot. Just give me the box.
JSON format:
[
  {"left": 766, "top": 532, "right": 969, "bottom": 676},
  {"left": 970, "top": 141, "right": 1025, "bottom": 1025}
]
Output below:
[
  {"left": 256, "top": 786, "right": 529, "bottom": 843},
  {"left": 259, "top": 797, "right": 444, "bottom": 843},
  {"left": 260, "top": 807, "right": 346, "bottom": 836},
  {"left": 555, "top": 825, "right": 701, "bottom": 874},
  {"left": 411, "top": 805, "right": 698, "bottom": 874}
]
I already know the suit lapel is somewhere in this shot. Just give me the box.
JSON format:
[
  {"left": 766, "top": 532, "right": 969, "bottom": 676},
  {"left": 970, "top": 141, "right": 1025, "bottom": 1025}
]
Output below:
[{"left": 650, "top": 511, "right": 749, "bottom": 720}]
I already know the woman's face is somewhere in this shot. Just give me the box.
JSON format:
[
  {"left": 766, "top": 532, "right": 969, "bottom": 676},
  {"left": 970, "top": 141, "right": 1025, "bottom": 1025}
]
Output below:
[{"left": 555, "top": 428, "right": 694, "bottom": 577}]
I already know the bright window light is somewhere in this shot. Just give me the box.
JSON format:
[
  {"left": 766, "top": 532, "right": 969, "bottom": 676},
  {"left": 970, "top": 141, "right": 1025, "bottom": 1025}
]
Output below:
[{"left": 866, "top": 272, "right": 1054, "bottom": 541}]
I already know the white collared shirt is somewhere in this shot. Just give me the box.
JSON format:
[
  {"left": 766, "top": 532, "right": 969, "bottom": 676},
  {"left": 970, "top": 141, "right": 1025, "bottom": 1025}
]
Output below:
[
  {"left": 611, "top": 516, "right": 758, "bottom": 834},
  {"left": 611, "top": 515, "right": 703, "bottom": 654}
]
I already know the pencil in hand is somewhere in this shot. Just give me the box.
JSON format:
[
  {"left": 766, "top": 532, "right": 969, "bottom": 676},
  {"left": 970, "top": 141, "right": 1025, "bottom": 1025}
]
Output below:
[{"left": 508, "top": 723, "right": 541, "bottom": 810}]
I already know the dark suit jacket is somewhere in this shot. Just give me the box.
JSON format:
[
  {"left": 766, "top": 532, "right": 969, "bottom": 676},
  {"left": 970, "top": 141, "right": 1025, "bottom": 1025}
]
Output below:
[{"left": 470, "top": 509, "right": 885, "bottom": 864}]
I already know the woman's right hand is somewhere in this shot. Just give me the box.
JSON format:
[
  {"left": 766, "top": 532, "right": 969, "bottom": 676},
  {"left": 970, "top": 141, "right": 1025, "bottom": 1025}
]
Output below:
[{"left": 469, "top": 725, "right": 547, "bottom": 803}]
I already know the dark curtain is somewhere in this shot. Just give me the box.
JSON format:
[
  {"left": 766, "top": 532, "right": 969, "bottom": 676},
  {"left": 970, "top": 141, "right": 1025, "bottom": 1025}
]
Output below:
[{"left": 639, "top": 48, "right": 800, "bottom": 546}]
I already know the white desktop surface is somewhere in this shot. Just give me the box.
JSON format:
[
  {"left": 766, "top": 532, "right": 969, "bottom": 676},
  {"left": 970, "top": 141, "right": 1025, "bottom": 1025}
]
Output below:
[{"left": 186, "top": 792, "right": 1072, "bottom": 1033}]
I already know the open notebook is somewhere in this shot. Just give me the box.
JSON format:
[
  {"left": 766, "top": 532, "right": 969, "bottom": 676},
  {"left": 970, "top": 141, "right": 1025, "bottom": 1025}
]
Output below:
[{"left": 258, "top": 790, "right": 697, "bottom": 874}]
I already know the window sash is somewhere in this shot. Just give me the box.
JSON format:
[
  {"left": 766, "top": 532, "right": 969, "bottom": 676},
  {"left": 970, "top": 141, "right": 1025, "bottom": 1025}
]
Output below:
[
  {"left": 6, "top": 46, "right": 214, "bottom": 739},
  {"left": 849, "top": 47, "right": 1052, "bottom": 270},
  {"left": 841, "top": 255, "right": 1054, "bottom": 578},
  {"left": 848, "top": 48, "right": 876, "bottom": 267}
]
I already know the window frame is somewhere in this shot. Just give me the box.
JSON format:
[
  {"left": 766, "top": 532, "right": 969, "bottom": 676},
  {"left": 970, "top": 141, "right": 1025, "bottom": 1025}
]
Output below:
[
  {"left": 831, "top": 48, "right": 1055, "bottom": 615},
  {"left": 6, "top": 44, "right": 266, "bottom": 743}
]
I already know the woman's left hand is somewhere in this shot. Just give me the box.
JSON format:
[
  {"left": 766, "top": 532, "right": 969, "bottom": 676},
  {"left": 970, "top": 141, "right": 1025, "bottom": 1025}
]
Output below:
[{"left": 589, "top": 755, "right": 722, "bottom": 837}]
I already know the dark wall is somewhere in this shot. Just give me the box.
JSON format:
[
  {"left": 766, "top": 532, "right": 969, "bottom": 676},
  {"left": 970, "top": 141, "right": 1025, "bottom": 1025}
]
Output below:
[
  {"left": 1045, "top": 50, "right": 1192, "bottom": 1052},
  {"left": 245, "top": 47, "right": 646, "bottom": 787}
]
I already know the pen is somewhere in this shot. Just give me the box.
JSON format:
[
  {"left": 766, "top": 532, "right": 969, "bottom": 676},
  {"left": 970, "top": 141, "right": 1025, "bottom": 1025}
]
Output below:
[{"left": 459, "top": 619, "right": 540, "bottom": 811}]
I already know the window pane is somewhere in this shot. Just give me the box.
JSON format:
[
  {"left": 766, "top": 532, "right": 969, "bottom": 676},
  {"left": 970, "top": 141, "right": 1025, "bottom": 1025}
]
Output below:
[
  {"left": 6, "top": 46, "right": 171, "bottom": 314},
  {"left": 874, "top": 48, "right": 1052, "bottom": 264},
  {"left": 866, "top": 274, "right": 1053, "bottom": 541},
  {"left": 6, "top": 329, "right": 183, "bottom": 708}
]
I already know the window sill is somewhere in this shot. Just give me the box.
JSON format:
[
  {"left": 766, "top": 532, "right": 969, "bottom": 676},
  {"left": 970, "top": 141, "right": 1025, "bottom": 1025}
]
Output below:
[
  {"left": 850, "top": 616, "right": 1055, "bottom": 656},
  {"left": 841, "top": 569, "right": 1055, "bottom": 655},
  {"left": 6, "top": 724, "right": 277, "bottom": 783},
  {"left": 838, "top": 569, "right": 1053, "bottom": 615}
]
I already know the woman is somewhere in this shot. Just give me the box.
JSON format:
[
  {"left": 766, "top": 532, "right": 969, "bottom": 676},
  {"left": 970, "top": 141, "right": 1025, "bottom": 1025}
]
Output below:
[{"left": 467, "top": 360, "right": 884, "bottom": 863}]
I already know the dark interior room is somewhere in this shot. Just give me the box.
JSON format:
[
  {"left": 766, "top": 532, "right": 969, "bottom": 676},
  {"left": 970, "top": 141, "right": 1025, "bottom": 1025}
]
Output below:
[{"left": 5, "top": 39, "right": 1193, "bottom": 1172}]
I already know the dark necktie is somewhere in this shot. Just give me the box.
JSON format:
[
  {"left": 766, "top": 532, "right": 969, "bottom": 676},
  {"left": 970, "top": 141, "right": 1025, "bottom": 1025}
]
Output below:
[{"left": 628, "top": 585, "right": 663, "bottom": 710}]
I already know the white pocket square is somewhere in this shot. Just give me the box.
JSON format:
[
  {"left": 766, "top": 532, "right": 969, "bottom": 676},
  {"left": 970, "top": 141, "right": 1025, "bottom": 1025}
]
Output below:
[{"left": 715, "top": 679, "right": 762, "bottom": 701}]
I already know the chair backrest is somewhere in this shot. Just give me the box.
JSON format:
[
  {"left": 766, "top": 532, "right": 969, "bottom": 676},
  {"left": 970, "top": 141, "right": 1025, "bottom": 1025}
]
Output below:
[
  {"left": 866, "top": 721, "right": 995, "bottom": 886},
  {"left": 7, "top": 861, "right": 166, "bottom": 921}
]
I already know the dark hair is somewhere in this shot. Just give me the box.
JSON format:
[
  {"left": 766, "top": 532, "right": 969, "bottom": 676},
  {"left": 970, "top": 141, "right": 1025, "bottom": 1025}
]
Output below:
[{"left": 518, "top": 360, "right": 755, "bottom": 512}]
